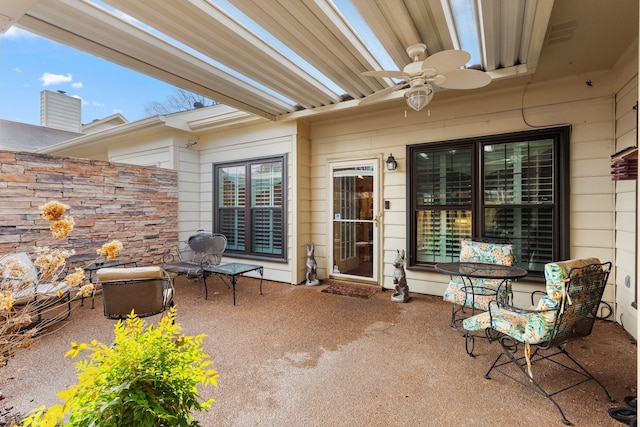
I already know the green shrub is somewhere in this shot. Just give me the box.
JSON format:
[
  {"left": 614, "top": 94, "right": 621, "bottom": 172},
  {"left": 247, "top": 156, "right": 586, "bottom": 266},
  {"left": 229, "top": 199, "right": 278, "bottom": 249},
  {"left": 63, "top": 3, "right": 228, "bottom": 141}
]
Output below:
[{"left": 22, "top": 307, "right": 218, "bottom": 427}]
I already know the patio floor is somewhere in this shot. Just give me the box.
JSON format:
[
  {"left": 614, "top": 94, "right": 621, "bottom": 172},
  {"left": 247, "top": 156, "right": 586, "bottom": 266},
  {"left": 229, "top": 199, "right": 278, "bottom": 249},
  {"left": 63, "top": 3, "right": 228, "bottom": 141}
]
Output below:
[{"left": 0, "top": 276, "right": 636, "bottom": 426}]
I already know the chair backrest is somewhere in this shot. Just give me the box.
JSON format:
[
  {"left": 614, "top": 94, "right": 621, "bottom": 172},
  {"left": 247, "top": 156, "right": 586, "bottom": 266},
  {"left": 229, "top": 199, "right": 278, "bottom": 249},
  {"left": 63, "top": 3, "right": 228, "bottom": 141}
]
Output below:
[
  {"left": 208, "top": 234, "right": 227, "bottom": 265},
  {"left": 0, "top": 252, "right": 38, "bottom": 287},
  {"left": 542, "top": 258, "right": 611, "bottom": 347},
  {"left": 459, "top": 239, "right": 515, "bottom": 266},
  {"left": 179, "top": 231, "right": 226, "bottom": 266},
  {"left": 97, "top": 266, "right": 170, "bottom": 319}
]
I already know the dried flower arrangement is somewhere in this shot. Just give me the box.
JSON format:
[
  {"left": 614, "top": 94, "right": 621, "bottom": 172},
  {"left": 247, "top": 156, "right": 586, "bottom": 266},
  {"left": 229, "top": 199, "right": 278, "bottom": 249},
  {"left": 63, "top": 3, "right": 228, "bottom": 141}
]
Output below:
[{"left": 0, "top": 201, "right": 123, "bottom": 368}]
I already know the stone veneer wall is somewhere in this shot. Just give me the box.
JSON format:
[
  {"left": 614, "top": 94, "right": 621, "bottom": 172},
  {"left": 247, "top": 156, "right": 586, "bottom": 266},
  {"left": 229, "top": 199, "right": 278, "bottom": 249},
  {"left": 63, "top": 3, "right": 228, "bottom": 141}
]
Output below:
[{"left": 0, "top": 150, "right": 178, "bottom": 267}]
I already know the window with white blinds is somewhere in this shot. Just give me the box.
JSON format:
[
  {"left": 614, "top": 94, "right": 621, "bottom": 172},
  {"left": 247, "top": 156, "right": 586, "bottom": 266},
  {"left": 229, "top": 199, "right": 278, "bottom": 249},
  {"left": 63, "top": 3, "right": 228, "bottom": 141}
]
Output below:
[
  {"left": 408, "top": 127, "right": 570, "bottom": 277},
  {"left": 214, "top": 156, "right": 286, "bottom": 259}
]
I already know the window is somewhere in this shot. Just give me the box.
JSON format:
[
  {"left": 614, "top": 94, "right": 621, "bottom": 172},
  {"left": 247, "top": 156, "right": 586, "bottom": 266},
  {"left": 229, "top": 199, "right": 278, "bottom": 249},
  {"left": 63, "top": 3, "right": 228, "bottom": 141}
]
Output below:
[
  {"left": 408, "top": 127, "right": 570, "bottom": 277},
  {"left": 214, "top": 156, "right": 286, "bottom": 260}
]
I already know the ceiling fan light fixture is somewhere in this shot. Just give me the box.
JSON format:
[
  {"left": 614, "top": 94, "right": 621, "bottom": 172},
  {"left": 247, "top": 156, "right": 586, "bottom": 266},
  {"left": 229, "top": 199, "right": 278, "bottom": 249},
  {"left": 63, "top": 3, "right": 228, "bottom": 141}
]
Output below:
[{"left": 404, "top": 84, "right": 433, "bottom": 111}]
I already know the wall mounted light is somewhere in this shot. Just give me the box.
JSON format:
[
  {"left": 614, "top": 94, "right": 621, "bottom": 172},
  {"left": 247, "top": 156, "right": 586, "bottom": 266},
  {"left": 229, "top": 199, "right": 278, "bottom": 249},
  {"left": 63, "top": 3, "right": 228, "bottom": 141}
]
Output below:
[{"left": 386, "top": 153, "right": 398, "bottom": 171}]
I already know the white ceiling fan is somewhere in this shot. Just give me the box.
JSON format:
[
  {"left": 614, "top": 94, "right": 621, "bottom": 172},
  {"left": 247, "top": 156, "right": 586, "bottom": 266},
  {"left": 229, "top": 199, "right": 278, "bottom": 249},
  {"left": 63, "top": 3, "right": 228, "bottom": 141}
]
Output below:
[{"left": 360, "top": 44, "right": 491, "bottom": 111}]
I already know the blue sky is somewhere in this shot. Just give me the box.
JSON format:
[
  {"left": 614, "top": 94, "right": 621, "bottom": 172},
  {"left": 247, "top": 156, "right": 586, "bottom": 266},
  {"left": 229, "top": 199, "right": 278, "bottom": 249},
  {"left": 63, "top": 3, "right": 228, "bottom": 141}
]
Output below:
[
  {"left": 0, "top": 26, "right": 178, "bottom": 126},
  {"left": 0, "top": 1, "right": 399, "bottom": 128}
]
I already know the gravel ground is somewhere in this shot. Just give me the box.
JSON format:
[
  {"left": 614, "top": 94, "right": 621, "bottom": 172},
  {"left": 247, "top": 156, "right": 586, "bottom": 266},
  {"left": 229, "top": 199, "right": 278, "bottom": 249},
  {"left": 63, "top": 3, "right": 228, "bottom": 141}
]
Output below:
[{"left": 0, "top": 276, "right": 636, "bottom": 426}]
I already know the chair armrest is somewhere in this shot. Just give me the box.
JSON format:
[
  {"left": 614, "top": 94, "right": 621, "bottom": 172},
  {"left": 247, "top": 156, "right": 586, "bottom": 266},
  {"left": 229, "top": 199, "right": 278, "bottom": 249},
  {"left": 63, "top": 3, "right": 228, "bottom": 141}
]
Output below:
[
  {"left": 162, "top": 250, "right": 176, "bottom": 263},
  {"left": 162, "top": 242, "right": 191, "bottom": 263},
  {"left": 531, "top": 290, "right": 546, "bottom": 306},
  {"left": 488, "top": 299, "right": 558, "bottom": 315}
]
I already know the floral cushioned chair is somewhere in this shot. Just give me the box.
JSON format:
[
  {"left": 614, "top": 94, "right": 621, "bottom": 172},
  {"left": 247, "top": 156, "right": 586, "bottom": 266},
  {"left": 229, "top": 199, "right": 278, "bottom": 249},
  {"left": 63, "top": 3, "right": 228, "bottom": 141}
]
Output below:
[
  {"left": 442, "top": 239, "right": 516, "bottom": 312},
  {"left": 463, "top": 257, "right": 613, "bottom": 425}
]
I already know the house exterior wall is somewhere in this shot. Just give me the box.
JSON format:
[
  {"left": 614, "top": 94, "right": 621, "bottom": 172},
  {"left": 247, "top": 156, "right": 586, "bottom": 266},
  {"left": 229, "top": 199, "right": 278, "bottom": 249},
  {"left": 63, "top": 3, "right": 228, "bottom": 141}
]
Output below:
[
  {"left": 308, "top": 73, "right": 617, "bottom": 312},
  {"left": 195, "top": 120, "right": 300, "bottom": 284},
  {"left": 294, "top": 121, "right": 313, "bottom": 284},
  {"left": 44, "top": 59, "right": 636, "bottom": 337},
  {"left": 613, "top": 41, "right": 639, "bottom": 338}
]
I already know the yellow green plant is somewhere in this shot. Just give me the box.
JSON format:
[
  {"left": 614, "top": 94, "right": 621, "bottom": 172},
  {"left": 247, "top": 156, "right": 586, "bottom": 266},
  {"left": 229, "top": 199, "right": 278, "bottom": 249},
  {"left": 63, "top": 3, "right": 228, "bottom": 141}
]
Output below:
[{"left": 22, "top": 307, "right": 218, "bottom": 427}]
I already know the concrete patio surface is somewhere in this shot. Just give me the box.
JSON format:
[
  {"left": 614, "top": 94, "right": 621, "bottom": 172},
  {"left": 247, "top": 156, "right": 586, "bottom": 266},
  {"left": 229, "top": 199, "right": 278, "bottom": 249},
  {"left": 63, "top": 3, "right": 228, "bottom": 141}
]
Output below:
[{"left": 0, "top": 276, "right": 636, "bottom": 426}]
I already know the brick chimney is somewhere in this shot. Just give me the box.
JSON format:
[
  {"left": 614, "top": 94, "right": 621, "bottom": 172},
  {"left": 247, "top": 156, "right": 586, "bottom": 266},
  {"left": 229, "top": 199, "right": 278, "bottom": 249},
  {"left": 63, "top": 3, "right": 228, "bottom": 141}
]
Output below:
[{"left": 40, "top": 90, "right": 82, "bottom": 132}]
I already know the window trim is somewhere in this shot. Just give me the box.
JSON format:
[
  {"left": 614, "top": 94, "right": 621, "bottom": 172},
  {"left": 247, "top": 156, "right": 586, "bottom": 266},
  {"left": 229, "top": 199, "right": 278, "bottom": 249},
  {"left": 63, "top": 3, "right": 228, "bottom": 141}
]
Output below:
[
  {"left": 213, "top": 154, "right": 287, "bottom": 262},
  {"left": 406, "top": 126, "right": 570, "bottom": 278}
]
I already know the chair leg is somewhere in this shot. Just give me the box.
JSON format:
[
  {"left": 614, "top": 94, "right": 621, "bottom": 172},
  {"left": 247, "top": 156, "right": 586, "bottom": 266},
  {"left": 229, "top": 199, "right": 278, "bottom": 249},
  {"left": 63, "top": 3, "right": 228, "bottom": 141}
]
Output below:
[
  {"left": 486, "top": 336, "right": 574, "bottom": 425},
  {"left": 551, "top": 347, "right": 614, "bottom": 403},
  {"left": 484, "top": 349, "right": 507, "bottom": 379}
]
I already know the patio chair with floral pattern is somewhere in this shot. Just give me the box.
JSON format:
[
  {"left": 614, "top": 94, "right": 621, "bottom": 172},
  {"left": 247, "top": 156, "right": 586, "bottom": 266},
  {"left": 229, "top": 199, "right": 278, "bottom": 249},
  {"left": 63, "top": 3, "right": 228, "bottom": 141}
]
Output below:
[
  {"left": 442, "top": 239, "right": 516, "bottom": 318},
  {"left": 463, "top": 258, "right": 613, "bottom": 425}
]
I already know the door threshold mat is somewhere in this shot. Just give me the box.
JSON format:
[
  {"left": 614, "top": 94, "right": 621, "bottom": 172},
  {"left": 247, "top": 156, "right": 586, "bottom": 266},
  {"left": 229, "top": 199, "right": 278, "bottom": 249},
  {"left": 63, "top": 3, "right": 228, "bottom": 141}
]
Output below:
[{"left": 321, "top": 281, "right": 378, "bottom": 299}]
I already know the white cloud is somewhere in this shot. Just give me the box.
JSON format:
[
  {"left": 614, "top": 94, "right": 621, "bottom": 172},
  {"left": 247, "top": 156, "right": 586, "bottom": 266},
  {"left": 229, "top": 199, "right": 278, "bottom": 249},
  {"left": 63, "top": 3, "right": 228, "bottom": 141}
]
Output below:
[
  {"left": 92, "top": 101, "right": 105, "bottom": 107},
  {"left": 39, "top": 72, "right": 73, "bottom": 86},
  {"left": 71, "top": 95, "right": 88, "bottom": 106},
  {"left": 13, "top": 67, "right": 21, "bottom": 73},
  {"left": 71, "top": 82, "right": 84, "bottom": 89}
]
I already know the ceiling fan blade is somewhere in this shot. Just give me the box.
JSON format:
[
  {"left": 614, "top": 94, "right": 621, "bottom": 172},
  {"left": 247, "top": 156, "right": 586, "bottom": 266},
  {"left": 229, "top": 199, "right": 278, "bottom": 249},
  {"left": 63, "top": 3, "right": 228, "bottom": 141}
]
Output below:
[
  {"left": 422, "top": 50, "right": 471, "bottom": 73},
  {"left": 362, "top": 70, "right": 409, "bottom": 79},
  {"left": 358, "top": 83, "right": 407, "bottom": 105},
  {"left": 437, "top": 69, "right": 491, "bottom": 89}
]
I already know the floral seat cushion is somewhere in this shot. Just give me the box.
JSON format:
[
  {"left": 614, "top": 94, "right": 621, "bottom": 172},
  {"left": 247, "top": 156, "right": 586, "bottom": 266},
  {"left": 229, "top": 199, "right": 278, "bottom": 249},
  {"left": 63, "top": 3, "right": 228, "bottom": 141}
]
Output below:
[
  {"left": 463, "top": 257, "right": 602, "bottom": 344},
  {"left": 442, "top": 239, "right": 516, "bottom": 311}
]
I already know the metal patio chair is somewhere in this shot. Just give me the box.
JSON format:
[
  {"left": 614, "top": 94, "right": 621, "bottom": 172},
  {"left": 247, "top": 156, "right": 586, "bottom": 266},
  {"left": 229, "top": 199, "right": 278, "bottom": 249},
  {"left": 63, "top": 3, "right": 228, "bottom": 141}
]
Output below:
[
  {"left": 463, "top": 258, "right": 613, "bottom": 425},
  {"left": 161, "top": 230, "right": 227, "bottom": 296}
]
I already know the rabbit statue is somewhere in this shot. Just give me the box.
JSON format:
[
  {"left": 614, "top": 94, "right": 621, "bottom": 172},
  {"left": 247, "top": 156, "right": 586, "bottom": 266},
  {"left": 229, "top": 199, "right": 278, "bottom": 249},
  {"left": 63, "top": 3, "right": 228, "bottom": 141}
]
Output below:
[
  {"left": 391, "top": 249, "right": 410, "bottom": 302},
  {"left": 305, "top": 243, "right": 320, "bottom": 286}
]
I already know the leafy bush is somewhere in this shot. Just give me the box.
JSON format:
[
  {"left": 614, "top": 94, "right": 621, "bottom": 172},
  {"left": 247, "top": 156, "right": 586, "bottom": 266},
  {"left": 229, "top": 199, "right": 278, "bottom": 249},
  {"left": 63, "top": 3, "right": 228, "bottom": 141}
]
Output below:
[{"left": 22, "top": 307, "right": 218, "bottom": 426}]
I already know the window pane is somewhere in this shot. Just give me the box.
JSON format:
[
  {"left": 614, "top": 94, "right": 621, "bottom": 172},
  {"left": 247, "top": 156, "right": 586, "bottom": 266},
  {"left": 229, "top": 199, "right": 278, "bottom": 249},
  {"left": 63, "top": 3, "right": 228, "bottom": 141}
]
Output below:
[
  {"left": 219, "top": 209, "right": 245, "bottom": 251},
  {"left": 333, "top": 167, "right": 374, "bottom": 220},
  {"left": 484, "top": 140, "right": 553, "bottom": 204},
  {"left": 484, "top": 207, "right": 553, "bottom": 273},
  {"left": 252, "top": 208, "right": 283, "bottom": 254},
  {"left": 416, "top": 209, "right": 471, "bottom": 263},
  {"left": 416, "top": 148, "right": 472, "bottom": 206},
  {"left": 415, "top": 147, "right": 472, "bottom": 263},
  {"left": 251, "top": 161, "right": 283, "bottom": 207},
  {"left": 219, "top": 166, "right": 246, "bottom": 207}
]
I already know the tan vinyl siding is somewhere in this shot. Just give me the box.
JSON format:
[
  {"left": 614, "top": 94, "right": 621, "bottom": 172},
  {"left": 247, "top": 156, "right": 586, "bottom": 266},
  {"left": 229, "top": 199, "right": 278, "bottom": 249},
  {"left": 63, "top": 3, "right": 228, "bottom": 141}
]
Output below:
[
  {"left": 197, "top": 121, "right": 298, "bottom": 284},
  {"left": 613, "top": 64, "right": 638, "bottom": 338},
  {"left": 309, "top": 76, "right": 617, "bottom": 305}
]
